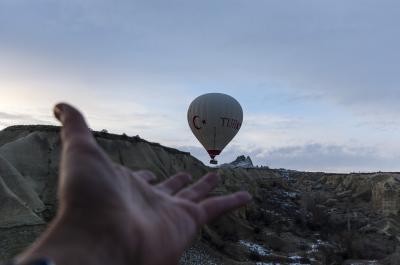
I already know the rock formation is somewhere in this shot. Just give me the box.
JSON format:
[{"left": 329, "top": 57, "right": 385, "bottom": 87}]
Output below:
[
  {"left": 220, "top": 155, "right": 255, "bottom": 169},
  {"left": 0, "top": 125, "right": 399, "bottom": 265}
]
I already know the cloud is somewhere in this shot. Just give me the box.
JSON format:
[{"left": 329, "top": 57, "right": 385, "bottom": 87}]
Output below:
[
  {"left": 2, "top": 0, "right": 400, "bottom": 171},
  {"left": 178, "top": 142, "right": 400, "bottom": 173},
  {"left": 0, "top": 112, "right": 30, "bottom": 120},
  {"left": 1, "top": 0, "right": 399, "bottom": 117},
  {"left": 260, "top": 144, "right": 380, "bottom": 172},
  {"left": 245, "top": 114, "right": 303, "bottom": 130},
  {"left": 0, "top": 111, "right": 52, "bottom": 128},
  {"left": 257, "top": 143, "right": 400, "bottom": 173}
]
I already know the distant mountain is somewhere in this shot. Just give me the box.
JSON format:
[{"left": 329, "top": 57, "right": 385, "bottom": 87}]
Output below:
[{"left": 220, "top": 155, "right": 254, "bottom": 168}]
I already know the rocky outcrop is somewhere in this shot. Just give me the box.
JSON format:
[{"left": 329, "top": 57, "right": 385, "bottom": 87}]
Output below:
[
  {"left": 0, "top": 125, "right": 399, "bottom": 264},
  {"left": 372, "top": 175, "right": 400, "bottom": 216},
  {"left": 220, "top": 155, "right": 254, "bottom": 169}
]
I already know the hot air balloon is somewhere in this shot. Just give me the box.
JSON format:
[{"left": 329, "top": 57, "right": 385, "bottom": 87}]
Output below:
[{"left": 187, "top": 93, "right": 243, "bottom": 164}]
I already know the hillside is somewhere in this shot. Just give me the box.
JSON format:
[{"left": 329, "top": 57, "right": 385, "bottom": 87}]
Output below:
[{"left": 0, "top": 125, "right": 399, "bottom": 265}]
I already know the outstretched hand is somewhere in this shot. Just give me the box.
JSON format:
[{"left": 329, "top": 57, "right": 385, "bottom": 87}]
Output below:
[{"left": 19, "top": 103, "right": 251, "bottom": 265}]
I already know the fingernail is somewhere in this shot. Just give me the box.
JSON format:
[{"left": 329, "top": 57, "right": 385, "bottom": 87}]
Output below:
[{"left": 53, "top": 104, "right": 64, "bottom": 121}]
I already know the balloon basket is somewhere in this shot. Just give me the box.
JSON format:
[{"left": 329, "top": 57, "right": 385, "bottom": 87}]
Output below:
[{"left": 210, "top": 159, "right": 218, "bottom": 165}]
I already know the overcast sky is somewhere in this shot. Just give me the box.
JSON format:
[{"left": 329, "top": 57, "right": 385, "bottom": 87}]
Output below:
[{"left": 1, "top": 0, "right": 400, "bottom": 172}]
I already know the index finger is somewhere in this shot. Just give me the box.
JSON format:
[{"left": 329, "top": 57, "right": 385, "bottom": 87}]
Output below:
[
  {"left": 53, "top": 103, "right": 96, "bottom": 149},
  {"left": 199, "top": 191, "right": 252, "bottom": 225}
]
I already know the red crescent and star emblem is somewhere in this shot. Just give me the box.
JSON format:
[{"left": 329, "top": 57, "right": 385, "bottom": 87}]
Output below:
[{"left": 192, "top": 115, "right": 206, "bottom": 130}]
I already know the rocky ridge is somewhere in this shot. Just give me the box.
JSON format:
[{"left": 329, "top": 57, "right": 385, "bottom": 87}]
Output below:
[
  {"left": 0, "top": 125, "right": 399, "bottom": 264},
  {"left": 220, "top": 155, "right": 255, "bottom": 169}
]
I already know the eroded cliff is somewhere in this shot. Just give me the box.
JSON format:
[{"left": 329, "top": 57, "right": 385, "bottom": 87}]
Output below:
[{"left": 0, "top": 126, "right": 399, "bottom": 265}]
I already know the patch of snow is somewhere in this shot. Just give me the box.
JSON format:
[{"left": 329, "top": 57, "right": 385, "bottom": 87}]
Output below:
[
  {"left": 239, "top": 240, "right": 271, "bottom": 256},
  {"left": 180, "top": 244, "right": 219, "bottom": 265},
  {"left": 289, "top": 255, "right": 303, "bottom": 260},
  {"left": 279, "top": 169, "right": 290, "bottom": 179},
  {"left": 287, "top": 255, "right": 310, "bottom": 265},
  {"left": 348, "top": 261, "right": 378, "bottom": 265},
  {"left": 281, "top": 202, "right": 297, "bottom": 210},
  {"left": 308, "top": 239, "right": 328, "bottom": 254},
  {"left": 283, "top": 191, "right": 298, "bottom": 198}
]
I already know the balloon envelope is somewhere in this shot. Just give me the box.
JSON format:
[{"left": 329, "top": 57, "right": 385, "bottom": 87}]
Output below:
[{"left": 187, "top": 93, "right": 243, "bottom": 163}]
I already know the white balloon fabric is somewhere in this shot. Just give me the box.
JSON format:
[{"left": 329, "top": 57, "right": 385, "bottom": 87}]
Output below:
[{"left": 187, "top": 93, "right": 243, "bottom": 164}]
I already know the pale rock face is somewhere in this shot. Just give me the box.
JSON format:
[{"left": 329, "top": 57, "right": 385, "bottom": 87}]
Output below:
[
  {"left": 0, "top": 172, "right": 44, "bottom": 227},
  {"left": 0, "top": 154, "right": 45, "bottom": 214},
  {"left": 320, "top": 173, "right": 400, "bottom": 216},
  {"left": 371, "top": 175, "right": 400, "bottom": 215},
  {"left": 219, "top": 155, "right": 254, "bottom": 169},
  {"left": 0, "top": 125, "right": 399, "bottom": 264}
]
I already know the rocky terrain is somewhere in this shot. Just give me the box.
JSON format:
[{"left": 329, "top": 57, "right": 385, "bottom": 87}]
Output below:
[
  {"left": 0, "top": 125, "right": 399, "bottom": 265},
  {"left": 219, "top": 155, "right": 255, "bottom": 169}
]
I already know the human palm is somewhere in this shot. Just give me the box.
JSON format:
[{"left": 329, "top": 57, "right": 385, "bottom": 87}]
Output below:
[{"left": 19, "top": 103, "right": 251, "bottom": 265}]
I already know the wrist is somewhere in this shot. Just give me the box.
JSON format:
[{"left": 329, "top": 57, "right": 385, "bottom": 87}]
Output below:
[{"left": 17, "top": 210, "right": 142, "bottom": 265}]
